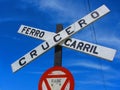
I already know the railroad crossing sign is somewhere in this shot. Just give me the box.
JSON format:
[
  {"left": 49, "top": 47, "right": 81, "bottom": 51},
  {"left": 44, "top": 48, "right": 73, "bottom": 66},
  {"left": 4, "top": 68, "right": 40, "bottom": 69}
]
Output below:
[
  {"left": 38, "top": 66, "right": 74, "bottom": 90},
  {"left": 11, "top": 5, "right": 116, "bottom": 72},
  {"left": 18, "top": 25, "right": 116, "bottom": 61}
]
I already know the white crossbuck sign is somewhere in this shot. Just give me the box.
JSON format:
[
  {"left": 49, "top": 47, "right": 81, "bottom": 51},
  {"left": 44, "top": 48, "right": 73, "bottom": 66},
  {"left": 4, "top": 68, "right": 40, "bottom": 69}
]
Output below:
[{"left": 11, "top": 5, "right": 116, "bottom": 72}]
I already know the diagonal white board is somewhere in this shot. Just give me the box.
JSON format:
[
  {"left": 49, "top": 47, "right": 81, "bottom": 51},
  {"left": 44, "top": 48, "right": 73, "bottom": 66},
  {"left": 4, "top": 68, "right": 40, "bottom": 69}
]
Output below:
[
  {"left": 18, "top": 25, "right": 116, "bottom": 61},
  {"left": 11, "top": 5, "right": 110, "bottom": 72}
]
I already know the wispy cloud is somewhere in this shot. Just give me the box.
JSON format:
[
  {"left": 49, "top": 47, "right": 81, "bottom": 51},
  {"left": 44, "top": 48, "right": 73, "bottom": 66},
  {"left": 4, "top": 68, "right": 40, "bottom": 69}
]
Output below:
[
  {"left": 69, "top": 59, "right": 120, "bottom": 87},
  {"left": 66, "top": 60, "right": 110, "bottom": 71},
  {"left": 105, "top": 68, "right": 120, "bottom": 80},
  {"left": 20, "top": 0, "right": 86, "bottom": 23},
  {"left": 39, "top": 0, "right": 65, "bottom": 11},
  {"left": 0, "top": 35, "right": 20, "bottom": 41},
  {"left": 39, "top": 0, "right": 86, "bottom": 23},
  {"left": 76, "top": 80, "right": 120, "bottom": 87},
  {"left": 0, "top": 18, "right": 19, "bottom": 23},
  {"left": 74, "top": 66, "right": 120, "bottom": 88},
  {"left": 0, "top": 17, "right": 31, "bottom": 23},
  {"left": 78, "top": 62, "right": 109, "bottom": 70}
]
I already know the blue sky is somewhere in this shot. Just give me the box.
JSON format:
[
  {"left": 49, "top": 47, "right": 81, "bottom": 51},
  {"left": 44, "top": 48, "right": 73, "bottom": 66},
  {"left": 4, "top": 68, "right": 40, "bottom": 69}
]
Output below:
[{"left": 0, "top": 0, "right": 120, "bottom": 90}]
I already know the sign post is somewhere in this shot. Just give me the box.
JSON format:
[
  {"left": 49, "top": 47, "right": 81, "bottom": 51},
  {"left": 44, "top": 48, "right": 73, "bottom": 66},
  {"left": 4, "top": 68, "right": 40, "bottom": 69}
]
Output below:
[{"left": 54, "top": 24, "right": 63, "bottom": 66}]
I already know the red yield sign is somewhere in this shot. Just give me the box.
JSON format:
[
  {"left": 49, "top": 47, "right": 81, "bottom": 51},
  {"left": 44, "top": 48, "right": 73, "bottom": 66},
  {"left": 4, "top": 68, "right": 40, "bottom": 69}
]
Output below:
[{"left": 38, "top": 66, "right": 74, "bottom": 90}]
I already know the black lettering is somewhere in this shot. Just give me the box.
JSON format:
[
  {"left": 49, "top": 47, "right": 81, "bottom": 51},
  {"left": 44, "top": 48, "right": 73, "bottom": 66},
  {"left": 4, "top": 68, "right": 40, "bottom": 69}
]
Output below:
[
  {"left": 83, "top": 44, "right": 90, "bottom": 52},
  {"left": 89, "top": 45, "right": 94, "bottom": 53},
  {"left": 21, "top": 27, "right": 27, "bottom": 33},
  {"left": 70, "top": 40, "right": 77, "bottom": 48},
  {"left": 25, "top": 28, "right": 31, "bottom": 34},
  {"left": 30, "top": 50, "right": 37, "bottom": 58},
  {"left": 29, "top": 29, "right": 35, "bottom": 36},
  {"left": 93, "top": 46, "right": 98, "bottom": 54},
  {"left": 91, "top": 11, "right": 99, "bottom": 19},
  {"left": 65, "top": 26, "right": 74, "bottom": 35},
  {"left": 34, "top": 30, "right": 40, "bottom": 37},
  {"left": 19, "top": 57, "right": 26, "bottom": 66},
  {"left": 39, "top": 31, "right": 45, "bottom": 38},
  {"left": 64, "top": 39, "right": 72, "bottom": 46},
  {"left": 78, "top": 19, "right": 87, "bottom": 28},
  {"left": 51, "top": 79, "right": 61, "bottom": 84},
  {"left": 41, "top": 42, "right": 50, "bottom": 50},
  {"left": 53, "top": 34, "right": 62, "bottom": 42},
  {"left": 76, "top": 42, "right": 84, "bottom": 50}
]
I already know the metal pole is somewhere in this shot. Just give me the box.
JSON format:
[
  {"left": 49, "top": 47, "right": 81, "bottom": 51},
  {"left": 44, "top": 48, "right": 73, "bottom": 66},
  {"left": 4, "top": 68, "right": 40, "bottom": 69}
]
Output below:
[{"left": 54, "top": 24, "right": 63, "bottom": 66}]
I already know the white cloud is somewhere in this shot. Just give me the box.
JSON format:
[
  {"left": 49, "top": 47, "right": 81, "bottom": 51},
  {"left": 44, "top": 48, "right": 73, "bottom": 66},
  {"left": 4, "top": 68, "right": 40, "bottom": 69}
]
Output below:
[
  {"left": 20, "top": 0, "right": 86, "bottom": 23},
  {"left": 0, "top": 17, "right": 31, "bottom": 23},
  {"left": 76, "top": 80, "right": 120, "bottom": 87},
  {"left": 96, "top": 36, "right": 120, "bottom": 60},
  {"left": 71, "top": 60, "right": 120, "bottom": 87},
  {"left": 105, "top": 68, "right": 120, "bottom": 80},
  {"left": 40, "top": 0, "right": 87, "bottom": 23},
  {"left": 80, "top": 62, "right": 109, "bottom": 70},
  {"left": 74, "top": 66, "right": 120, "bottom": 87},
  {"left": 0, "top": 35, "right": 20, "bottom": 41},
  {"left": 0, "top": 18, "right": 18, "bottom": 23},
  {"left": 66, "top": 60, "right": 110, "bottom": 71},
  {"left": 39, "top": 0, "right": 64, "bottom": 11}
]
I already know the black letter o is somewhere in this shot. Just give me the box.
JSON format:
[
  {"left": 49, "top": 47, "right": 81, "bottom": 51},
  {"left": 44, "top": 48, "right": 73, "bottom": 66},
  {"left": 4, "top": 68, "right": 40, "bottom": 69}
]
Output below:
[{"left": 91, "top": 11, "right": 99, "bottom": 19}]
